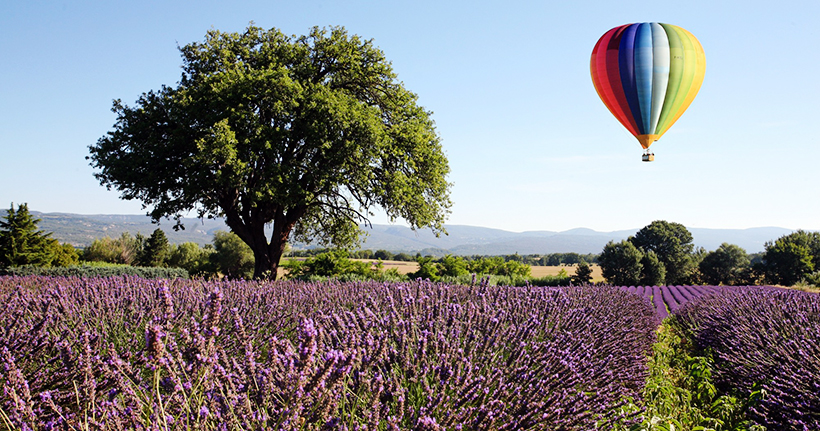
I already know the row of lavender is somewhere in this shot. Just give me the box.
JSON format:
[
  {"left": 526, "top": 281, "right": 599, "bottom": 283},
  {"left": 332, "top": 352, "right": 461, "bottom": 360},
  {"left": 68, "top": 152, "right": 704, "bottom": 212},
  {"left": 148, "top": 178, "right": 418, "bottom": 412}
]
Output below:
[
  {"left": 676, "top": 287, "right": 820, "bottom": 430},
  {"left": 622, "top": 284, "right": 820, "bottom": 429},
  {"left": 0, "top": 276, "right": 657, "bottom": 430},
  {"left": 621, "top": 284, "right": 723, "bottom": 319},
  {"left": 621, "top": 284, "right": 784, "bottom": 320}
]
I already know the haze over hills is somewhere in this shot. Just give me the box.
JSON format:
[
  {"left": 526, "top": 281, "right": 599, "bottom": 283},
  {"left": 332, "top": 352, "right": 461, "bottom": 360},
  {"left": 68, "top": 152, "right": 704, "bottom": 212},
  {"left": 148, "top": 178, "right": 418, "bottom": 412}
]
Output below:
[
  {"left": 19, "top": 211, "right": 796, "bottom": 255},
  {"left": 356, "top": 224, "right": 790, "bottom": 255}
]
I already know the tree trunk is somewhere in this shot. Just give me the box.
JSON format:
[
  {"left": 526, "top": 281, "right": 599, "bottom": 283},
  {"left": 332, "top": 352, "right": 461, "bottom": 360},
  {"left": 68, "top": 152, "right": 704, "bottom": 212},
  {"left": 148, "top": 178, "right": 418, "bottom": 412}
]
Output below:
[
  {"left": 224, "top": 203, "right": 304, "bottom": 281},
  {"left": 252, "top": 235, "right": 288, "bottom": 280},
  {"left": 251, "top": 246, "right": 276, "bottom": 280},
  {"left": 249, "top": 214, "right": 296, "bottom": 281}
]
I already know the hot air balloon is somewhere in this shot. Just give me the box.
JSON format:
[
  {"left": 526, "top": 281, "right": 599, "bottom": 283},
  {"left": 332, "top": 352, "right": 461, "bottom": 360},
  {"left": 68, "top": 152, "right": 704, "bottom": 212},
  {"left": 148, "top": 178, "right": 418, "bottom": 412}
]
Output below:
[{"left": 590, "top": 23, "right": 705, "bottom": 161}]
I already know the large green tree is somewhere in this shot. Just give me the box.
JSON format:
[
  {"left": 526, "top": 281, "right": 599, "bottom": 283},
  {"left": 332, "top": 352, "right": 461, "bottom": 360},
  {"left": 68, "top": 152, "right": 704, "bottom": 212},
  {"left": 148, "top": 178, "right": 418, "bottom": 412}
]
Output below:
[
  {"left": 630, "top": 220, "right": 695, "bottom": 285},
  {"left": 89, "top": 25, "right": 452, "bottom": 279},
  {"left": 0, "top": 203, "right": 54, "bottom": 267},
  {"left": 639, "top": 250, "right": 666, "bottom": 286},
  {"left": 571, "top": 260, "right": 593, "bottom": 285},
  {"left": 699, "top": 243, "right": 750, "bottom": 286},
  {"left": 762, "top": 230, "right": 820, "bottom": 285},
  {"left": 598, "top": 240, "right": 643, "bottom": 286},
  {"left": 45, "top": 240, "right": 80, "bottom": 267}
]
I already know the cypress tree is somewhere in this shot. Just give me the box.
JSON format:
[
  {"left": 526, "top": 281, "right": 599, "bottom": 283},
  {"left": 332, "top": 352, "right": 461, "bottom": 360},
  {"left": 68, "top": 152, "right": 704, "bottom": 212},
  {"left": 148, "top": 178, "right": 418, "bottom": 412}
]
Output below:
[
  {"left": 0, "top": 203, "right": 53, "bottom": 267},
  {"left": 140, "top": 228, "right": 170, "bottom": 267}
]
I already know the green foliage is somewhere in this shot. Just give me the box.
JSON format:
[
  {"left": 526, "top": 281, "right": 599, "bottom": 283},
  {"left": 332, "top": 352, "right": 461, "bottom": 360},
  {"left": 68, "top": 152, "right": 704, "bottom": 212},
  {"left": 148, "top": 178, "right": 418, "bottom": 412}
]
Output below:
[
  {"left": 410, "top": 256, "right": 440, "bottom": 281},
  {"left": 465, "top": 256, "right": 531, "bottom": 278},
  {"left": 437, "top": 254, "right": 469, "bottom": 277},
  {"left": 288, "top": 249, "right": 599, "bottom": 266},
  {"left": 46, "top": 240, "right": 80, "bottom": 267},
  {"left": 798, "top": 270, "right": 820, "bottom": 289},
  {"left": 210, "top": 231, "right": 254, "bottom": 279},
  {"left": 373, "top": 249, "right": 393, "bottom": 260},
  {"left": 139, "top": 228, "right": 170, "bottom": 267},
  {"left": 619, "top": 318, "right": 766, "bottom": 431},
  {"left": 599, "top": 221, "right": 701, "bottom": 286},
  {"left": 392, "top": 252, "right": 415, "bottom": 261},
  {"left": 0, "top": 203, "right": 54, "bottom": 268},
  {"left": 284, "top": 250, "right": 378, "bottom": 280},
  {"left": 541, "top": 252, "right": 599, "bottom": 265},
  {"left": 434, "top": 273, "right": 569, "bottom": 287},
  {"left": 82, "top": 232, "right": 144, "bottom": 265},
  {"left": 498, "top": 260, "right": 532, "bottom": 278},
  {"left": 168, "top": 241, "right": 213, "bottom": 276},
  {"left": 527, "top": 273, "right": 572, "bottom": 287},
  {"left": 599, "top": 240, "right": 643, "bottom": 286},
  {"left": 464, "top": 256, "right": 499, "bottom": 275},
  {"left": 88, "top": 25, "right": 452, "bottom": 279},
  {"left": 409, "top": 255, "right": 532, "bottom": 282},
  {"left": 640, "top": 251, "right": 666, "bottom": 286},
  {"left": 0, "top": 204, "right": 78, "bottom": 268},
  {"left": 762, "top": 230, "right": 820, "bottom": 285},
  {"left": 699, "top": 243, "right": 751, "bottom": 286},
  {"left": 0, "top": 264, "right": 188, "bottom": 279},
  {"left": 630, "top": 221, "right": 695, "bottom": 285},
  {"left": 571, "top": 260, "right": 593, "bottom": 284}
]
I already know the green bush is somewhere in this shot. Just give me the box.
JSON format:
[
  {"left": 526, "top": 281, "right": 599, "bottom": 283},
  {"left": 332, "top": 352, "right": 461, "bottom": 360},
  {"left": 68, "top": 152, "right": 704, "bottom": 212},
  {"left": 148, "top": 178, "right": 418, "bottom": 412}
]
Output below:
[
  {"left": 799, "top": 270, "right": 820, "bottom": 287},
  {"left": 612, "top": 317, "right": 765, "bottom": 430},
  {"left": 284, "top": 250, "right": 382, "bottom": 281},
  {"left": 434, "top": 273, "right": 566, "bottom": 287},
  {"left": 527, "top": 274, "right": 572, "bottom": 287},
  {"left": 0, "top": 264, "right": 188, "bottom": 279}
]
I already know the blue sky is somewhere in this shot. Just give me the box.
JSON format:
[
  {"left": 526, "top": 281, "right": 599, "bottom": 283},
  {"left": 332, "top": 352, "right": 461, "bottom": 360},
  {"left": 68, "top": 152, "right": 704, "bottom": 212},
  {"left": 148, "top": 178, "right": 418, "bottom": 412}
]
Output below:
[{"left": 1, "top": 0, "right": 818, "bottom": 233}]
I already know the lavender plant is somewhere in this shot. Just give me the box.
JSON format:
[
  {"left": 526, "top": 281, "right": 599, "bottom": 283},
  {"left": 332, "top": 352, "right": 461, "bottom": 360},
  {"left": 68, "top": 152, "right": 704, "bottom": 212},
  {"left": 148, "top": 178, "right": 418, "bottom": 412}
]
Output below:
[
  {"left": 675, "top": 287, "right": 820, "bottom": 430},
  {"left": 620, "top": 285, "right": 752, "bottom": 323},
  {"left": 0, "top": 276, "right": 657, "bottom": 430}
]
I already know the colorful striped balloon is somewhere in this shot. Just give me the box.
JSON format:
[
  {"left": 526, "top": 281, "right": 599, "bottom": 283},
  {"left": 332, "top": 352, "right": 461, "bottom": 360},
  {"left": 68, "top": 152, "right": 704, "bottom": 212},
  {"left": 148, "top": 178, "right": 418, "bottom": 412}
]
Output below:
[{"left": 591, "top": 23, "right": 705, "bottom": 152}]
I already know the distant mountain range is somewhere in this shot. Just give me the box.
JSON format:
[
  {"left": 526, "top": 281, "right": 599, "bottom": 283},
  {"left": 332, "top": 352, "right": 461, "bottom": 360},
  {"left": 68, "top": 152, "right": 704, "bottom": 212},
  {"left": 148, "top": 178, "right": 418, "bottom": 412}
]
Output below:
[
  {"left": 21, "top": 211, "right": 796, "bottom": 255},
  {"left": 355, "top": 224, "right": 792, "bottom": 255}
]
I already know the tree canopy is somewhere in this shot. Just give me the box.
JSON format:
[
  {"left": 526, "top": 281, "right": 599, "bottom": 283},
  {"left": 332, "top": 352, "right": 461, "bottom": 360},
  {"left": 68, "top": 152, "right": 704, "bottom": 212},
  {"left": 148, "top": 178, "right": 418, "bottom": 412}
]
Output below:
[
  {"left": 139, "top": 228, "right": 171, "bottom": 267},
  {"left": 630, "top": 220, "right": 695, "bottom": 285},
  {"left": 762, "top": 230, "right": 820, "bottom": 285},
  {"left": 639, "top": 250, "right": 666, "bottom": 286},
  {"left": 699, "top": 243, "right": 750, "bottom": 285},
  {"left": 598, "top": 240, "right": 643, "bottom": 286},
  {"left": 89, "top": 25, "right": 452, "bottom": 279},
  {"left": 82, "top": 232, "right": 143, "bottom": 265},
  {"left": 0, "top": 203, "right": 54, "bottom": 267},
  {"left": 210, "top": 231, "right": 255, "bottom": 279},
  {"left": 0, "top": 203, "right": 79, "bottom": 269},
  {"left": 571, "top": 260, "right": 593, "bottom": 285}
]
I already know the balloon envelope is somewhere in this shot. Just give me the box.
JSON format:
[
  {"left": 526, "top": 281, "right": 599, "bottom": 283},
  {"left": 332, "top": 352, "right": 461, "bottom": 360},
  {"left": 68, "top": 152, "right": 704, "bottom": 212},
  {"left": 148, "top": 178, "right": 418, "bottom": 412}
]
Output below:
[{"left": 591, "top": 23, "right": 705, "bottom": 149}]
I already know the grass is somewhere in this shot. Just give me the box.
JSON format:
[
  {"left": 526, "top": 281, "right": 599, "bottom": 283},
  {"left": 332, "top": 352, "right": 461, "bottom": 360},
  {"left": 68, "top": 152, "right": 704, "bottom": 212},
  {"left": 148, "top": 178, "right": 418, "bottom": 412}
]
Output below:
[
  {"left": 615, "top": 317, "right": 766, "bottom": 431},
  {"left": 529, "top": 263, "right": 605, "bottom": 282}
]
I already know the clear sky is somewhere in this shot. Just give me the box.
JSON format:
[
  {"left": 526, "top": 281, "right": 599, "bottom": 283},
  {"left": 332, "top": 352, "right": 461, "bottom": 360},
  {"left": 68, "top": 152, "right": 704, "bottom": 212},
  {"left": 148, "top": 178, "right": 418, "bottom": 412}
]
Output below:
[{"left": 1, "top": 0, "right": 818, "bottom": 233}]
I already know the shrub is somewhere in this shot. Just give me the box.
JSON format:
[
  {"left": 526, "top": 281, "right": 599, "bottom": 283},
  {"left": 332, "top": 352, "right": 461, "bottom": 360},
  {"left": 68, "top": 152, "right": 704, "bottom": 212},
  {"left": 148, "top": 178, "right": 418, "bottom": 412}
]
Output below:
[
  {"left": 675, "top": 287, "right": 820, "bottom": 429},
  {"left": 0, "top": 264, "right": 188, "bottom": 279}
]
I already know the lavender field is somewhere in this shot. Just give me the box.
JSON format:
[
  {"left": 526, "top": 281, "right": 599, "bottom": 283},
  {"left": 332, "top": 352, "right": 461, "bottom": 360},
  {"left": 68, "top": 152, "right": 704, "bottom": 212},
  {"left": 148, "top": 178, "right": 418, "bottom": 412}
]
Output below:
[
  {"left": 622, "top": 284, "right": 820, "bottom": 429},
  {"left": 619, "top": 284, "right": 768, "bottom": 320},
  {"left": 1, "top": 276, "right": 818, "bottom": 430},
  {"left": 1, "top": 276, "right": 657, "bottom": 430},
  {"left": 676, "top": 287, "right": 820, "bottom": 429}
]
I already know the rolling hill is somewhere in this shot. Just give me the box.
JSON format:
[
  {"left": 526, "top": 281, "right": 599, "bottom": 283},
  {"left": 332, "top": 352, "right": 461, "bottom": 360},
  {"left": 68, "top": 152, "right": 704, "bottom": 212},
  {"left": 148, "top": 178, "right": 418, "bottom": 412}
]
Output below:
[{"left": 17, "top": 211, "right": 795, "bottom": 255}]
